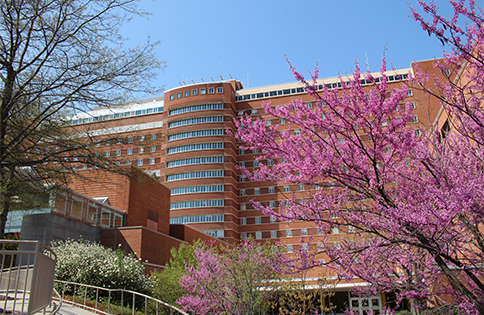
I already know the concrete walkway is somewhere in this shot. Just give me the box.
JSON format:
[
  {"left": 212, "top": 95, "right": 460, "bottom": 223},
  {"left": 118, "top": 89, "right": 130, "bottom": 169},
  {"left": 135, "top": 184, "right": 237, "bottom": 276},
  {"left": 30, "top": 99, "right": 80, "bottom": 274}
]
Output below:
[
  {"left": 57, "top": 303, "right": 99, "bottom": 315},
  {"left": 36, "top": 301, "right": 99, "bottom": 315}
]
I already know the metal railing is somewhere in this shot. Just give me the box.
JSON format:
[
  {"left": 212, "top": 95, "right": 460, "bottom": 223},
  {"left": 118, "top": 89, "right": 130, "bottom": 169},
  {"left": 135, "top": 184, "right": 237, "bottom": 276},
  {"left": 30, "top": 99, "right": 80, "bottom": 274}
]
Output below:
[
  {"left": 55, "top": 280, "right": 189, "bottom": 315},
  {"left": 0, "top": 240, "right": 57, "bottom": 314}
]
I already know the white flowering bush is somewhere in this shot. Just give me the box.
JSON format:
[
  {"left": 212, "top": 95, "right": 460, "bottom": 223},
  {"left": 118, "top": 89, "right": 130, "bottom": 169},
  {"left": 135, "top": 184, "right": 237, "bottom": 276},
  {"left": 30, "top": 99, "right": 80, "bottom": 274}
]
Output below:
[{"left": 51, "top": 239, "right": 150, "bottom": 294}]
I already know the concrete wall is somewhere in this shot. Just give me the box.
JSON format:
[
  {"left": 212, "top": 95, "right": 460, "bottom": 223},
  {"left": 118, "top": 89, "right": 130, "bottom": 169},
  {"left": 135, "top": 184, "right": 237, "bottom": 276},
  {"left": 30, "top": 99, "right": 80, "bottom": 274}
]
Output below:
[{"left": 20, "top": 213, "right": 101, "bottom": 246}]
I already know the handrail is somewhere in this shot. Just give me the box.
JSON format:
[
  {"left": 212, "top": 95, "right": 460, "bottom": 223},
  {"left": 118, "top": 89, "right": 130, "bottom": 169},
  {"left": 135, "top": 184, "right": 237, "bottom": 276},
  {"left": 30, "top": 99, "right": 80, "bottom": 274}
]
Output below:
[{"left": 54, "top": 280, "right": 189, "bottom": 315}]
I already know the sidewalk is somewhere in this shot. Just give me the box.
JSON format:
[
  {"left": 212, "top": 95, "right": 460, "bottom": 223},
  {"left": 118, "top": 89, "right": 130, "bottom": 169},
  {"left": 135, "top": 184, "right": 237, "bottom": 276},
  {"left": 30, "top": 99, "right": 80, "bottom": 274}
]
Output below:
[
  {"left": 37, "top": 301, "right": 99, "bottom": 315},
  {"left": 57, "top": 303, "right": 99, "bottom": 315}
]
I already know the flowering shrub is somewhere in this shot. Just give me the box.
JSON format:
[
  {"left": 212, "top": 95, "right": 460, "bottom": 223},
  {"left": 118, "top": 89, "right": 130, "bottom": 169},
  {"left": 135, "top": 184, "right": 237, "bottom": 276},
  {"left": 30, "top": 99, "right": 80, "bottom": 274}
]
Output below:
[{"left": 51, "top": 239, "right": 149, "bottom": 294}]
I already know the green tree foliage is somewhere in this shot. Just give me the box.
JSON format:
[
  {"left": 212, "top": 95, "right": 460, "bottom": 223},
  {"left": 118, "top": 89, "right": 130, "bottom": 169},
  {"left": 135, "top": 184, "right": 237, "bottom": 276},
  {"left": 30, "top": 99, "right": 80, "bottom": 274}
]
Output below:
[{"left": 151, "top": 240, "right": 203, "bottom": 307}]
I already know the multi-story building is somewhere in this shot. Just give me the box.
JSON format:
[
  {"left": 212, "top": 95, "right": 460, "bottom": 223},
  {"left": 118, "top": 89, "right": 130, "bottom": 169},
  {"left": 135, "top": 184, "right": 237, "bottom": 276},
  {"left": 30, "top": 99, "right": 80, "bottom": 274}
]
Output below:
[
  {"left": 70, "top": 59, "right": 444, "bottom": 244},
  {"left": 69, "top": 59, "right": 446, "bottom": 312}
]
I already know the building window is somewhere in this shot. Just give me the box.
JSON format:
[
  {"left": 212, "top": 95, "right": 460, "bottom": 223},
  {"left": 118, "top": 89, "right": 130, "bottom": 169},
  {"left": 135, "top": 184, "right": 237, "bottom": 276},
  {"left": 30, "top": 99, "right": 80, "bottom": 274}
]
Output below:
[
  {"left": 169, "top": 94, "right": 174, "bottom": 100},
  {"left": 151, "top": 134, "right": 157, "bottom": 140},
  {"left": 332, "top": 227, "right": 339, "bottom": 234},
  {"left": 139, "top": 147, "right": 144, "bottom": 154},
  {"left": 127, "top": 148, "right": 132, "bottom": 155},
  {"left": 184, "top": 91, "right": 190, "bottom": 97},
  {"left": 240, "top": 189, "right": 246, "bottom": 196},
  {"left": 105, "top": 151, "right": 110, "bottom": 157},
  {"left": 116, "top": 150, "right": 121, "bottom": 156},
  {"left": 266, "top": 120, "right": 271, "bottom": 126},
  {"left": 239, "top": 149, "right": 245, "bottom": 155},
  {"left": 200, "top": 88, "right": 206, "bottom": 95},
  {"left": 171, "top": 184, "right": 224, "bottom": 195},
  {"left": 255, "top": 217, "right": 261, "bottom": 224},
  {"left": 240, "top": 203, "right": 246, "bottom": 211},
  {"left": 167, "top": 142, "right": 223, "bottom": 154},
  {"left": 407, "top": 89, "right": 413, "bottom": 96},
  {"left": 279, "top": 118, "right": 285, "bottom": 125},
  {"left": 255, "top": 231, "right": 262, "bottom": 239},
  {"left": 302, "top": 244, "right": 309, "bottom": 251},
  {"left": 150, "top": 158, "right": 155, "bottom": 165},
  {"left": 253, "top": 148, "right": 259, "bottom": 154},
  {"left": 411, "top": 102, "right": 416, "bottom": 109},
  {"left": 126, "top": 161, "right": 132, "bottom": 165},
  {"left": 348, "top": 225, "right": 355, "bottom": 233},
  {"left": 240, "top": 176, "right": 246, "bottom": 182},
  {"left": 267, "top": 159, "right": 274, "bottom": 166},
  {"left": 286, "top": 230, "right": 292, "bottom": 237},
  {"left": 294, "top": 129, "right": 300, "bottom": 136},
  {"left": 269, "top": 201, "right": 276, "bottom": 208},
  {"left": 170, "top": 214, "right": 224, "bottom": 224},
  {"left": 270, "top": 217, "right": 276, "bottom": 223},
  {"left": 241, "top": 232, "right": 247, "bottom": 239},
  {"left": 238, "top": 111, "right": 244, "bottom": 116},
  {"left": 208, "top": 87, "right": 215, "bottom": 94},
  {"left": 176, "top": 92, "right": 182, "bottom": 98},
  {"left": 271, "top": 231, "right": 277, "bottom": 238},
  {"left": 217, "top": 87, "right": 223, "bottom": 93},
  {"left": 150, "top": 146, "right": 156, "bottom": 152},
  {"left": 168, "top": 116, "right": 223, "bottom": 128},
  {"left": 167, "top": 156, "right": 224, "bottom": 168},
  {"left": 269, "top": 186, "right": 275, "bottom": 194},
  {"left": 317, "top": 227, "right": 323, "bottom": 235},
  {"left": 117, "top": 138, "right": 122, "bottom": 144},
  {"left": 166, "top": 170, "right": 223, "bottom": 182},
  {"left": 128, "top": 136, "right": 133, "bottom": 143},
  {"left": 140, "top": 135, "right": 145, "bottom": 142},
  {"left": 171, "top": 199, "right": 224, "bottom": 210},
  {"left": 168, "top": 129, "right": 223, "bottom": 141},
  {"left": 192, "top": 89, "right": 198, "bottom": 95},
  {"left": 283, "top": 185, "right": 289, "bottom": 193},
  {"left": 306, "top": 102, "right": 312, "bottom": 108},
  {"left": 287, "top": 245, "right": 293, "bottom": 253},
  {"left": 415, "top": 129, "right": 421, "bottom": 136},
  {"left": 138, "top": 160, "right": 143, "bottom": 166},
  {"left": 298, "top": 184, "right": 304, "bottom": 191},
  {"left": 251, "top": 109, "right": 257, "bottom": 115},
  {"left": 240, "top": 218, "right": 246, "bottom": 225},
  {"left": 301, "top": 228, "right": 308, "bottom": 236},
  {"left": 411, "top": 115, "right": 418, "bottom": 122},
  {"left": 253, "top": 160, "right": 259, "bottom": 167},
  {"left": 254, "top": 188, "right": 260, "bottom": 195}
]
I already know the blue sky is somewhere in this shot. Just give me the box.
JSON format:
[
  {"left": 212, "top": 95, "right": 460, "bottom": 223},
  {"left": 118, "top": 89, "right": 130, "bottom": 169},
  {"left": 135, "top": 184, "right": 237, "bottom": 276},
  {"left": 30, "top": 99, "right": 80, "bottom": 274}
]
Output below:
[{"left": 121, "top": 0, "right": 459, "bottom": 96}]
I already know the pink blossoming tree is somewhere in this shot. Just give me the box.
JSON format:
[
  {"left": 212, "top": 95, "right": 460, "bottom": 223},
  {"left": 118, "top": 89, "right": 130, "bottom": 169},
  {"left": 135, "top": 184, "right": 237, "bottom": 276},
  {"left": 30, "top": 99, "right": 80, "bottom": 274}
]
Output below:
[
  {"left": 231, "top": 1, "right": 484, "bottom": 313},
  {"left": 177, "top": 239, "right": 290, "bottom": 315}
]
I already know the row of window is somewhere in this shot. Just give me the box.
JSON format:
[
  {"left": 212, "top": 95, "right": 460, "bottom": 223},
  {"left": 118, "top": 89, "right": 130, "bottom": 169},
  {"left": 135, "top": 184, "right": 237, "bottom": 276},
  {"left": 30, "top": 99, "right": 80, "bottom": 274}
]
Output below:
[
  {"left": 71, "top": 107, "right": 163, "bottom": 125},
  {"left": 171, "top": 184, "right": 224, "bottom": 195},
  {"left": 168, "top": 129, "right": 224, "bottom": 141},
  {"left": 169, "top": 214, "right": 224, "bottom": 224},
  {"left": 167, "top": 142, "right": 223, "bottom": 155},
  {"left": 235, "top": 74, "right": 409, "bottom": 102},
  {"left": 170, "top": 199, "right": 224, "bottom": 210},
  {"left": 167, "top": 156, "right": 224, "bottom": 168},
  {"left": 105, "top": 146, "right": 157, "bottom": 157},
  {"left": 169, "top": 103, "right": 223, "bottom": 116},
  {"left": 166, "top": 170, "right": 224, "bottom": 182},
  {"left": 169, "top": 87, "right": 224, "bottom": 101},
  {"left": 203, "top": 230, "right": 225, "bottom": 238},
  {"left": 168, "top": 116, "right": 223, "bottom": 129}
]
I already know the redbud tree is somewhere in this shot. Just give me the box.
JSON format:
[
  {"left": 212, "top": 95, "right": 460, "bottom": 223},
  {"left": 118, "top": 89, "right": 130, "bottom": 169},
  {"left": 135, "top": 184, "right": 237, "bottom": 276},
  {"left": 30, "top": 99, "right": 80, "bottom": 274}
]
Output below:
[
  {"left": 232, "top": 1, "right": 484, "bottom": 313},
  {"left": 177, "top": 239, "right": 290, "bottom": 315}
]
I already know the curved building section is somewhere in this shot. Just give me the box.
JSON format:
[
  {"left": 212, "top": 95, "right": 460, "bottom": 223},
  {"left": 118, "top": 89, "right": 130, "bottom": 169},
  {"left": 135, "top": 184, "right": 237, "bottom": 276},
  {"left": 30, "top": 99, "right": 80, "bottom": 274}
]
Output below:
[{"left": 162, "top": 80, "right": 241, "bottom": 243}]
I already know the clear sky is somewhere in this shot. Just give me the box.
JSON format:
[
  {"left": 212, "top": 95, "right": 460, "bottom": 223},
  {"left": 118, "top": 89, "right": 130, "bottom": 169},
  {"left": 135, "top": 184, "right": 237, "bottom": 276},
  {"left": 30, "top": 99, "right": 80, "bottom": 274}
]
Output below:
[{"left": 121, "top": 0, "right": 461, "bottom": 97}]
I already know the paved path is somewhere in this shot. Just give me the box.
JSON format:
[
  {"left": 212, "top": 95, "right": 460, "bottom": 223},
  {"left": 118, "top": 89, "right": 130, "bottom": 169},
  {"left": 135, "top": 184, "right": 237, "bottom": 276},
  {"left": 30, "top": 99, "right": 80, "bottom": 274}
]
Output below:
[
  {"left": 57, "top": 303, "right": 99, "bottom": 315},
  {"left": 36, "top": 301, "right": 99, "bottom": 315}
]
